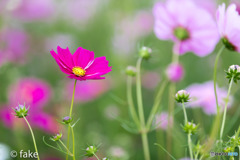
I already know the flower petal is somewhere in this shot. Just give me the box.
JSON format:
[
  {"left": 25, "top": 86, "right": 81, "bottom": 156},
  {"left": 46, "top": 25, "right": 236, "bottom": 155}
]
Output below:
[
  {"left": 57, "top": 46, "right": 74, "bottom": 68},
  {"left": 73, "top": 47, "right": 95, "bottom": 69},
  {"left": 85, "top": 57, "right": 112, "bottom": 77}
]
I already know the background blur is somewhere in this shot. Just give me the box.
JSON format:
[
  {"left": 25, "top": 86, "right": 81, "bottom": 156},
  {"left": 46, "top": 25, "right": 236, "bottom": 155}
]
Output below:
[{"left": 0, "top": 0, "right": 240, "bottom": 160}]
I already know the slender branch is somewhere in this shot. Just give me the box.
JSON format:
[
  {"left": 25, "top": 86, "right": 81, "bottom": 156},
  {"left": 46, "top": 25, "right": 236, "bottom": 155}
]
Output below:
[
  {"left": 22, "top": 115, "right": 40, "bottom": 160},
  {"left": 182, "top": 102, "right": 188, "bottom": 124},
  {"left": 127, "top": 76, "right": 140, "bottom": 129},
  {"left": 136, "top": 57, "right": 150, "bottom": 160},
  {"left": 59, "top": 139, "right": 73, "bottom": 156},
  {"left": 93, "top": 153, "right": 100, "bottom": 160},
  {"left": 71, "top": 126, "right": 76, "bottom": 160},
  {"left": 188, "top": 133, "right": 193, "bottom": 160},
  {"left": 66, "top": 79, "right": 77, "bottom": 160},
  {"left": 220, "top": 77, "right": 233, "bottom": 141},
  {"left": 146, "top": 80, "right": 168, "bottom": 129}
]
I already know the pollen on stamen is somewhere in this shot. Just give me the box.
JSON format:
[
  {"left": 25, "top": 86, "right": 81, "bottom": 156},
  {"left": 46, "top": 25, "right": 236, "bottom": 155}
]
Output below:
[{"left": 72, "top": 67, "right": 86, "bottom": 77}]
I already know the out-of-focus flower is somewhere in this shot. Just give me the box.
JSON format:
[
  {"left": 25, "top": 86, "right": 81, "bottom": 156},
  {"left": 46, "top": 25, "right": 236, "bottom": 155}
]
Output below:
[
  {"left": 64, "top": 79, "right": 110, "bottom": 103},
  {"left": 139, "top": 46, "right": 152, "bottom": 60},
  {"left": 62, "top": 116, "right": 73, "bottom": 124},
  {"left": 216, "top": 3, "right": 240, "bottom": 52},
  {"left": 0, "top": 29, "right": 29, "bottom": 66},
  {"left": 175, "top": 90, "right": 190, "bottom": 103},
  {"left": 153, "top": 0, "right": 219, "bottom": 56},
  {"left": 154, "top": 112, "right": 173, "bottom": 130},
  {"left": 85, "top": 146, "right": 98, "bottom": 157},
  {"left": 231, "top": 0, "right": 240, "bottom": 14},
  {"left": 50, "top": 46, "right": 112, "bottom": 81},
  {"left": 8, "top": 78, "right": 51, "bottom": 109},
  {"left": 166, "top": 63, "right": 184, "bottom": 82},
  {"left": 50, "top": 133, "right": 62, "bottom": 142},
  {"left": 192, "top": 0, "right": 217, "bottom": 16},
  {"left": 179, "top": 158, "right": 191, "bottom": 160},
  {"left": 13, "top": 104, "right": 29, "bottom": 118},
  {"left": 125, "top": 66, "right": 136, "bottom": 77},
  {"left": 186, "top": 81, "right": 233, "bottom": 115},
  {"left": 109, "top": 146, "right": 128, "bottom": 159},
  {"left": 104, "top": 105, "right": 120, "bottom": 120},
  {"left": 113, "top": 11, "right": 153, "bottom": 55},
  {"left": 0, "top": 107, "right": 59, "bottom": 133},
  {"left": 8, "top": 0, "right": 54, "bottom": 21},
  {"left": 183, "top": 122, "right": 198, "bottom": 134},
  {"left": 0, "top": 143, "right": 10, "bottom": 160},
  {"left": 142, "top": 72, "right": 161, "bottom": 90}
]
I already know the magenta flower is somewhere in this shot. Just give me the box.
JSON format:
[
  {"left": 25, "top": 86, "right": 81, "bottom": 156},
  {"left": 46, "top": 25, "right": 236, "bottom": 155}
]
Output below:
[
  {"left": 8, "top": 78, "right": 51, "bottom": 109},
  {"left": 50, "top": 46, "right": 112, "bottom": 80},
  {"left": 186, "top": 81, "right": 233, "bottom": 115},
  {"left": 0, "top": 29, "right": 29, "bottom": 66},
  {"left": 64, "top": 79, "right": 110, "bottom": 103},
  {"left": 216, "top": 3, "right": 240, "bottom": 52},
  {"left": 166, "top": 63, "right": 184, "bottom": 82},
  {"left": 153, "top": 0, "right": 219, "bottom": 56},
  {"left": 154, "top": 112, "right": 173, "bottom": 130}
]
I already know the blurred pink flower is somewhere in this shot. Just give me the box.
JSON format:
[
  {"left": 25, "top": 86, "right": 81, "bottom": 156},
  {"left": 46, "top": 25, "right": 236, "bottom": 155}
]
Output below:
[
  {"left": 10, "top": 0, "right": 54, "bottom": 21},
  {"left": 142, "top": 72, "right": 161, "bottom": 89},
  {"left": 154, "top": 112, "right": 173, "bottom": 130},
  {"left": 153, "top": 0, "right": 219, "bottom": 56},
  {"left": 113, "top": 11, "right": 153, "bottom": 55},
  {"left": 186, "top": 81, "right": 233, "bottom": 115},
  {"left": 65, "top": 79, "right": 110, "bottom": 103},
  {"left": 109, "top": 146, "right": 127, "bottom": 158},
  {"left": 0, "top": 107, "right": 58, "bottom": 133},
  {"left": 8, "top": 78, "right": 51, "bottom": 109},
  {"left": 231, "top": 0, "right": 240, "bottom": 14},
  {"left": 50, "top": 46, "right": 112, "bottom": 81},
  {"left": 0, "top": 29, "right": 29, "bottom": 65},
  {"left": 166, "top": 63, "right": 184, "bottom": 82},
  {"left": 216, "top": 3, "right": 240, "bottom": 52},
  {"left": 192, "top": 0, "right": 217, "bottom": 16}
]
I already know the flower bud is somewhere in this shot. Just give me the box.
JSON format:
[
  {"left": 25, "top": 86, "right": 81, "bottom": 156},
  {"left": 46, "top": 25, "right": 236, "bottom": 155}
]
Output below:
[
  {"left": 175, "top": 90, "right": 190, "bottom": 103},
  {"left": 50, "top": 133, "right": 62, "bottom": 141},
  {"left": 85, "top": 145, "right": 98, "bottom": 157},
  {"left": 102, "top": 158, "right": 110, "bottom": 160},
  {"left": 125, "top": 66, "right": 136, "bottom": 76},
  {"left": 13, "top": 104, "right": 29, "bottom": 118},
  {"left": 62, "top": 116, "right": 73, "bottom": 124},
  {"left": 139, "top": 46, "right": 152, "bottom": 60},
  {"left": 226, "top": 65, "right": 240, "bottom": 83},
  {"left": 183, "top": 122, "right": 198, "bottom": 134},
  {"left": 166, "top": 63, "right": 184, "bottom": 82}
]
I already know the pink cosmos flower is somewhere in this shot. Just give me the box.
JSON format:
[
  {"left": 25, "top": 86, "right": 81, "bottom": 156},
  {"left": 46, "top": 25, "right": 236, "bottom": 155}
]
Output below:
[
  {"left": 10, "top": 0, "right": 54, "bottom": 21},
  {"left": 50, "top": 46, "right": 112, "bottom": 81},
  {"left": 186, "top": 81, "right": 233, "bottom": 115},
  {"left": 142, "top": 72, "right": 161, "bottom": 90},
  {"left": 231, "top": 0, "right": 240, "bottom": 14},
  {"left": 0, "top": 29, "right": 29, "bottom": 66},
  {"left": 154, "top": 112, "right": 173, "bottom": 130},
  {"left": 8, "top": 78, "right": 51, "bottom": 109},
  {"left": 64, "top": 79, "right": 110, "bottom": 103},
  {"left": 166, "top": 63, "right": 184, "bottom": 82},
  {"left": 216, "top": 3, "right": 240, "bottom": 52},
  {"left": 153, "top": 0, "right": 219, "bottom": 56}
]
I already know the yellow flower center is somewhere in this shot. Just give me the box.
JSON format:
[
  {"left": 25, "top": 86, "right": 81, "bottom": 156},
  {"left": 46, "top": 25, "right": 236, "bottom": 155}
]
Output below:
[{"left": 72, "top": 67, "right": 86, "bottom": 77}]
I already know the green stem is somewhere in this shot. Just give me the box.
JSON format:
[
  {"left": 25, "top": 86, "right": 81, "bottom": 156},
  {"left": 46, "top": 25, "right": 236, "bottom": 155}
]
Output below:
[
  {"left": 71, "top": 126, "right": 75, "bottom": 160},
  {"left": 66, "top": 79, "right": 77, "bottom": 160},
  {"left": 59, "top": 140, "right": 73, "bottom": 156},
  {"left": 239, "top": 146, "right": 240, "bottom": 160},
  {"left": 188, "top": 133, "right": 193, "bottom": 160},
  {"left": 182, "top": 102, "right": 188, "bottom": 124},
  {"left": 93, "top": 153, "right": 100, "bottom": 160},
  {"left": 194, "top": 150, "right": 199, "bottom": 160},
  {"left": 127, "top": 76, "right": 140, "bottom": 129},
  {"left": 220, "top": 77, "right": 233, "bottom": 142},
  {"left": 22, "top": 115, "right": 40, "bottom": 160},
  {"left": 136, "top": 57, "right": 150, "bottom": 160},
  {"left": 213, "top": 46, "right": 225, "bottom": 112},
  {"left": 146, "top": 80, "right": 168, "bottom": 129}
]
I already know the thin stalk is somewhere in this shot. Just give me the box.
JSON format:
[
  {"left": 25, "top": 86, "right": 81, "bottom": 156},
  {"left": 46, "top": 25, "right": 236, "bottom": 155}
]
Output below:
[
  {"left": 136, "top": 57, "right": 150, "bottom": 160},
  {"left": 146, "top": 80, "right": 168, "bottom": 129},
  {"left": 188, "top": 133, "right": 193, "bottom": 160},
  {"left": 22, "top": 115, "right": 40, "bottom": 160},
  {"left": 71, "top": 126, "right": 76, "bottom": 160},
  {"left": 194, "top": 150, "right": 199, "bottom": 160},
  {"left": 213, "top": 46, "right": 225, "bottom": 111},
  {"left": 59, "top": 139, "right": 73, "bottom": 156},
  {"left": 66, "top": 79, "right": 77, "bottom": 160},
  {"left": 239, "top": 146, "right": 240, "bottom": 160},
  {"left": 93, "top": 153, "right": 100, "bottom": 160},
  {"left": 219, "top": 77, "right": 233, "bottom": 141},
  {"left": 182, "top": 102, "right": 188, "bottom": 124},
  {"left": 127, "top": 76, "right": 140, "bottom": 129}
]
